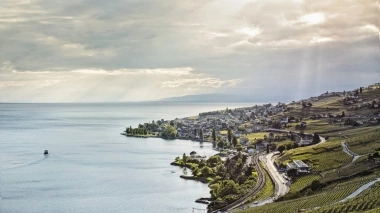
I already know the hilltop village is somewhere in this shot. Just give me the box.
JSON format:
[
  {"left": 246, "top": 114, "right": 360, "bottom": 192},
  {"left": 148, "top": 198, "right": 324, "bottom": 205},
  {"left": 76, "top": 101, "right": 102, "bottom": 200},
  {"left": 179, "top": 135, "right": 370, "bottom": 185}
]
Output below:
[{"left": 123, "top": 83, "right": 380, "bottom": 213}]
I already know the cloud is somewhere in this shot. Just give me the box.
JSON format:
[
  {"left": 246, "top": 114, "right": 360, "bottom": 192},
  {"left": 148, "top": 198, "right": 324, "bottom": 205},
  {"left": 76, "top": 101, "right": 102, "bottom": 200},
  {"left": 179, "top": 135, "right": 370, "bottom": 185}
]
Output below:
[
  {"left": 161, "top": 78, "right": 242, "bottom": 88},
  {"left": 298, "top": 13, "right": 325, "bottom": 25},
  {"left": 69, "top": 67, "right": 193, "bottom": 76},
  {"left": 0, "top": 0, "right": 377, "bottom": 102},
  {"left": 235, "top": 27, "right": 262, "bottom": 37}
]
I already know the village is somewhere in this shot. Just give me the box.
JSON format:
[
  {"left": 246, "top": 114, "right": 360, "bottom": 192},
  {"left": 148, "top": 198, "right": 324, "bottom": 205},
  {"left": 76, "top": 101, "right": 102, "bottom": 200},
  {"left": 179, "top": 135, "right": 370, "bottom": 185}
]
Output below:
[{"left": 128, "top": 83, "right": 380, "bottom": 149}]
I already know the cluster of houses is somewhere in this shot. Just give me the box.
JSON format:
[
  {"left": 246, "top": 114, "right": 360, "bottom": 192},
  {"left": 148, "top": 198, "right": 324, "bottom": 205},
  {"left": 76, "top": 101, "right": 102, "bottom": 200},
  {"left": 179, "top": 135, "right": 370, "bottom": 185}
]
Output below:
[{"left": 151, "top": 102, "right": 289, "bottom": 141}]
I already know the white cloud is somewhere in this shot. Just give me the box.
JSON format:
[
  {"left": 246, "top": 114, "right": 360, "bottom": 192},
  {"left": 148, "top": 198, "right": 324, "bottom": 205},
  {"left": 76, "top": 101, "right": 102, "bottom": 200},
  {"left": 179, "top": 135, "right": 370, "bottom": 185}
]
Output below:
[
  {"left": 161, "top": 78, "right": 242, "bottom": 88},
  {"left": 69, "top": 67, "right": 193, "bottom": 76},
  {"left": 310, "top": 36, "right": 333, "bottom": 43},
  {"left": 235, "top": 27, "right": 262, "bottom": 37},
  {"left": 298, "top": 13, "right": 325, "bottom": 25},
  {"left": 360, "top": 24, "right": 379, "bottom": 33}
]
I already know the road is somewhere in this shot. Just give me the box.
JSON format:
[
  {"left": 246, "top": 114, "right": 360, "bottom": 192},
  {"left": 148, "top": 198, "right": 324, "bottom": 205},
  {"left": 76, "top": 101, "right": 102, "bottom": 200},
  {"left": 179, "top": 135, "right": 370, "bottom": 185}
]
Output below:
[
  {"left": 341, "top": 141, "right": 360, "bottom": 163},
  {"left": 339, "top": 178, "right": 380, "bottom": 203},
  {"left": 261, "top": 152, "right": 289, "bottom": 198}
]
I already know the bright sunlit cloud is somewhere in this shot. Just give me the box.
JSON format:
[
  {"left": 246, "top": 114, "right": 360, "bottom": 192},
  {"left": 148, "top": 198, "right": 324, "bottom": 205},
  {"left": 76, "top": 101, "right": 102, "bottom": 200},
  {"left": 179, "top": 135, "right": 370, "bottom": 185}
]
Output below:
[
  {"left": 299, "top": 13, "right": 325, "bottom": 25},
  {"left": 235, "top": 27, "right": 262, "bottom": 37}
]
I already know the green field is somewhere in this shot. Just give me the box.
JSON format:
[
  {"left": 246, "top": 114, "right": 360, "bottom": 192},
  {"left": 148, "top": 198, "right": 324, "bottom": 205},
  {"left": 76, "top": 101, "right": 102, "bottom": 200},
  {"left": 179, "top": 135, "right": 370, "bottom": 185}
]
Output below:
[
  {"left": 237, "top": 172, "right": 379, "bottom": 213},
  {"left": 277, "top": 142, "right": 353, "bottom": 172}
]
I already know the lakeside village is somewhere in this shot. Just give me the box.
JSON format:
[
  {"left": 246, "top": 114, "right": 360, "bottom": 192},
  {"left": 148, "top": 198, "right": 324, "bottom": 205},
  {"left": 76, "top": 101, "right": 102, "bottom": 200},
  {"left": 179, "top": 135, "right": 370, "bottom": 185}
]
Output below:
[{"left": 122, "top": 83, "right": 380, "bottom": 211}]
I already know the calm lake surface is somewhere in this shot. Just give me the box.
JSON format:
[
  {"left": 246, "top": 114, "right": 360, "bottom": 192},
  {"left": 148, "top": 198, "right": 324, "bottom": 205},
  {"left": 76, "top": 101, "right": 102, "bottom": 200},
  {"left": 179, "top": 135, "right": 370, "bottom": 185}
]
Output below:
[{"left": 0, "top": 102, "right": 254, "bottom": 213}]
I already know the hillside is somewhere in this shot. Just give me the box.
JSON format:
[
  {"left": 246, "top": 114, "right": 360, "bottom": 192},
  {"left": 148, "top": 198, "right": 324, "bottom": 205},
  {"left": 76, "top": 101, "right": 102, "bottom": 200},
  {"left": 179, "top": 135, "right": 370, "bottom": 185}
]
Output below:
[{"left": 237, "top": 84, "right": 380, "bottom": 213}]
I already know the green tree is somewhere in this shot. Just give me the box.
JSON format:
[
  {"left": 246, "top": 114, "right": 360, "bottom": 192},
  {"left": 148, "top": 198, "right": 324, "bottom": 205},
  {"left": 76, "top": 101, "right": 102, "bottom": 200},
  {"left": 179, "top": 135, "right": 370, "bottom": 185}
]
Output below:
[
  {"left": 201, "top": 166, "right": 213, "bottom": 176},
  {"left": 312, "top": 132, "right": 321, "bottom": 144},
  {"left": 192, "top": 167, "right": 199, "bottom": 176},
  {"left": 278, "top": 145, "right": 286, "bottom": 154},
  {"left": 208, "top": 155, "right": 221, "bottom": 164},
  {"left": 217, "top": 140, "right": 224, "bottom": 149},
  {"left": 311, "top": 180, "right": 322, "bottom": 191},
  {"left": 286, "top": 143, "right": 292, "bottom": 150},
  {"left": 292, "top": 143, "right": 299, "bottom": 149},
  {"left": 217, "top": 180, "right": 239, "bottom": 199},
  {"left": 232, "top": 136, "right": 238, "bottom": 147},
  {"left": 227, "top": 128, "right": 232, "bottom": 145},
  {"left": 162, "top": 125, "right": 177, "bottom": 139},
  {"left": 199, "top": 128, "right": 203, "bottom": 140},
  {"left": 182, "top": 153, "right": 187, "bottom": 166},
  {"left": 341, "top": 111, "right": 345, "bottom": 117},
  {"left": 212, "top": 129, "right": 216, "bottom": 142}
]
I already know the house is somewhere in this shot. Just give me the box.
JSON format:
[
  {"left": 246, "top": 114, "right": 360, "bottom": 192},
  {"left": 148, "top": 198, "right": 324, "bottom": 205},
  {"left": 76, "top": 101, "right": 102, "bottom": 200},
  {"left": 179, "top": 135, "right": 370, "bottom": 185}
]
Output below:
[
  {"left": 286, "top": 160, "right": 309, "bottom": 175},
  {"left": 240, "top": 137, "right": 249, "bottom": 145},
  {"left": 280, "top": 117, "right": 289, "bottom": 124}
]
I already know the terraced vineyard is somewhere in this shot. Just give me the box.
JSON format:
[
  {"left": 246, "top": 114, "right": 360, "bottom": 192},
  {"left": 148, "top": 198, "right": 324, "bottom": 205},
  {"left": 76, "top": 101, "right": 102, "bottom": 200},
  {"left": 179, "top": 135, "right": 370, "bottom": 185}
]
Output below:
[
  {"left": 310, "top": 181, "right": 380, "bottom": 213},
  {"left": 237, "top": 174, "right": 378, "bottom": 213},
  {"left": 278, "top": 143, "right": 353, "bottom": 172},
  {"left": 346, "top": 130, "right": 380, "bottom": 155},
  {"left": 289, "top": 174, "right": 321, "bottom": 193}
]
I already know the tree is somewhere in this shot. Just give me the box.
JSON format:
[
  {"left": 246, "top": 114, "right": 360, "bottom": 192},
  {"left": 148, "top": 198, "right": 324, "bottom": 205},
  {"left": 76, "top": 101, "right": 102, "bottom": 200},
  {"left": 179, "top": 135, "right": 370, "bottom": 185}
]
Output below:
[
  {"left": 162, "top": 125, "right": 177, "bottom": 139},
  {"left": 192, "top": 167, "right": 199, "bottom": 176},
  {"left": 266, "top": 145, "right": 269, "bottom": 154},
  {"left": 212, "top": 129, "right": 217, "bottom": 142},
  {"left": 341, "top": 111, "right": 345, "bottom": 117},
  {"left": 270, "top": 143, "right": 277, "bottom": 152},
  {"left": 227, "top": 128, "right": 232, "bottom": 145},
  {"left": 360, "top": 87, "right": 363, "bottom": 94},
  {"left": 286, "top": 143, "right": 292, "bottom": 150},
  {"left": 201, "top": 166, "right": 213, "bottom": 177},
  {"left": 312, "top": 132, "right": 321, "bottom": 144},
  {"left": 232, "top": 136, "right": 238, "bottom": 147},
  {"left": 208, "top": 155, "right": 221, "bottom": 164},
  {"left": 217, "top": 140, "right": 224, "bottom": 149},
  {"left": 182, "top": 153, "right": 187, "bottom": 166},
  {"left": 199, "top": 128, "right": 203, "bottom": 140},
  {"left": 278, "top": 145, "right": 286, "bottom": 154},
  {"left": 311, "top": 180, "right": 322, "bottom": 191},
  {"left": 292, "top": 143, "right": 299, "bottom": 149}
]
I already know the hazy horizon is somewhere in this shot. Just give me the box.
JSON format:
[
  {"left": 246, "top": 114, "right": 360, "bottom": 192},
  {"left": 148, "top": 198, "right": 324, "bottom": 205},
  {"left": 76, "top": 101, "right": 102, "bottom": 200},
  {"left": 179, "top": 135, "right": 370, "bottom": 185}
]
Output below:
[{"left": 0, "top": 0, "right": 378, "bottom": 103}]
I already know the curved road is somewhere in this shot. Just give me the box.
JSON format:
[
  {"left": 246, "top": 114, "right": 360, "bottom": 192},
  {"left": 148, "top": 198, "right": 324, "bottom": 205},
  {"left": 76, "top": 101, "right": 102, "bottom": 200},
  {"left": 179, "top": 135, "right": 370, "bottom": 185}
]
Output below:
[
  {"left": 339, "top": 178, "right": 380, "bottom": 203},
  {"left": 262, "top": 152, "right": 289, "bottom": 198},
  {"left": 341, "top": 141, "right": 360, "bottom": 163}
]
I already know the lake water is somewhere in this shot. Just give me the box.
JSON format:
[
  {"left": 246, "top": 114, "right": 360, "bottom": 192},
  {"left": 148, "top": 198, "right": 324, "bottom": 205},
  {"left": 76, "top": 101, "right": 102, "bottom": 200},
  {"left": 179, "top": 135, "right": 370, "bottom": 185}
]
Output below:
[{"left": 0, "top": 102, "right": 254, "bottom": 213}]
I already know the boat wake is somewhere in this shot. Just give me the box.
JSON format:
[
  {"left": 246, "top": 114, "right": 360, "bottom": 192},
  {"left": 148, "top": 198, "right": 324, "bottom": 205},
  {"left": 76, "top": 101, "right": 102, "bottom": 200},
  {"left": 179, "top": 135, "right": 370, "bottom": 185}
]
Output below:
[{"left": 2, "top": 155, "right": 49, "bottom": 171}]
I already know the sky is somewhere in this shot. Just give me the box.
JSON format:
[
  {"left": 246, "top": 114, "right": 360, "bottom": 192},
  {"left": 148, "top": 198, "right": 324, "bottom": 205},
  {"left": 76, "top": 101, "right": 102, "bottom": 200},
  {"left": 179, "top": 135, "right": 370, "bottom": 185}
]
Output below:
[{"left": 0, "top": 0, "right": 378, "bottom": 102}]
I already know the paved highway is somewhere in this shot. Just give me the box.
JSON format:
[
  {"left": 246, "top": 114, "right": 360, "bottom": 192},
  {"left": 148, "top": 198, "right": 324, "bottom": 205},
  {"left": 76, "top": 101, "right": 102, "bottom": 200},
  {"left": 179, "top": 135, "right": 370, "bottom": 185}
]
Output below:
[{"left": 261, "top": 152, "right": 289, "bottom": 199}]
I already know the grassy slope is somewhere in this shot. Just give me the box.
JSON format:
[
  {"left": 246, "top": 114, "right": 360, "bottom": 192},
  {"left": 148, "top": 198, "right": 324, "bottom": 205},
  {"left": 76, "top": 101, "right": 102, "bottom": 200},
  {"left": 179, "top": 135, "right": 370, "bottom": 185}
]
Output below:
[{"left": 237, "top": 86, "right": 380, "bottom": 213}]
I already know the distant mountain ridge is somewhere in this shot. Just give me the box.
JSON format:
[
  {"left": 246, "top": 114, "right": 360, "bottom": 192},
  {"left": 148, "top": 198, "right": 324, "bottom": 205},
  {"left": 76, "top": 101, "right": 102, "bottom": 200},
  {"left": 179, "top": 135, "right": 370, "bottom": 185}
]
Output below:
[{"left": 160, "top": 93, "right": 288, "bottom": 103}]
